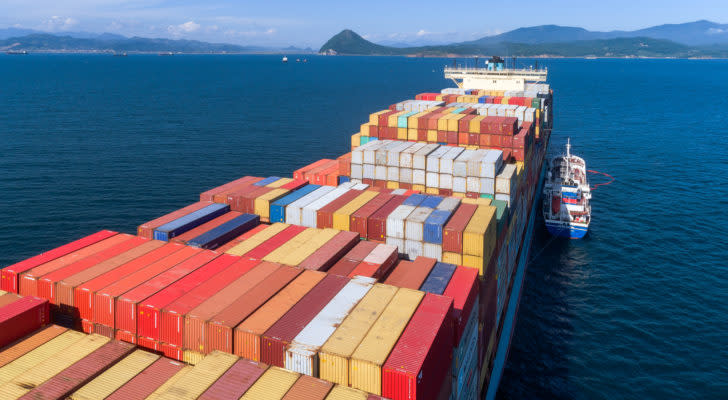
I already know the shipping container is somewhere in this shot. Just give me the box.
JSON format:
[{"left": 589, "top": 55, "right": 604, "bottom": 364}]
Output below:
[
  {"left": 0, "top": 296, "right": 50, "bottom": 349},
  {"left": 235, "top": 270, "right": 326, "bottom": 361},
  {"left": 349, "top": 288, "right": 424, "bottom": 395},
  {"left": 156, "top": 351, "right": 238, "bottom": 400},
  {"left": 350, "top": 193, "right": 393, "bottom": 239},
  {"left": 350, "top": 244, "right": 398, "bottom": 280},
  {"left": 384, "top": 257, "right": 437, "bottom": 290},
  {"left": 277, "top": 229, "right": 339, "bottom": 267},
  {"left": 327, "top": 241, "right": 378, "bottom": 276},
  {"left": 2, "top": 230, "right": 116, "bottom": 293},
  {"left": 154, "top": 203, "right": 230, "bottom": 241},
  {"left": 170, "top": 211, "right": 242, "bottom": 245},
  {"left": 206, "top": 265, "right": 301, "bottom": 354},
  {"left": 302, "top": 185, "right": 355, "bottom": 228},
  {"left": 442, "top": 203, "right": 477, "bottom": 254},
  {"left": 317, "top": 189, "right": 364, "bottom": 229},
  {"left": 244, "top": 225, "right": 307, "bottom": 259},
  {"left": 199, "top": 176, "right": 257, "bottom": 202},
  {"left": 115, "top": 250, "right": 219, "bottom": 334},
  {"left": 262, "top": 228, "right": 320, "bottom": 264},
  {"left": 185, "top": 260, "right": 276, "bottom": 354},
  {"left": 136, "top": 253, "right": 237, "bottom": 340},
  {"left": 213, "top": 177, "right": 265, "bottom": 204},
  {"left": 285, "top": 186, "right": 336, "bottom": 226},
  {"left": 298, "top": 231, "right": 359, "bottom": 272},
  {"left": 240, "top": 366, "right": 300, "bottom": 400},
  {"left": 270, "top": 184, "right": 322, "bottom": 223},
  {"left": 262, "top": 274, "right": 349, "bottom": 367},
  {"left": 382, "top": 293, "right": 453, "bottom": 400},
  {"left": 138, "top": 202, "right": 212, "bottom": 239},
  {"left": 161, "top": 257, "right": 259, "bottom": 347},
  {"left": 367, "top": 195, "right": 407, "bottom": 242},
  {"left": 214, "top": 224, "right": 269, "bottom": 254},
  {"left": 0, "top": 325, "right": 66, "bottom": 369},
  {"left": 332, "top": 191, "right": 379, "bottom": 232},
  {"left": 0, "top": 333, "right": 110, "bottom": 398},
  {"left": 319, "top": 284, "right": 398, "bottom": 386},
  {"left": 225, "top": 223, "right": 290, "bottom": 256},
  {"left": 145, "top": 364, "right": 192, "bottom": 400},
  {"left": 443, "top": 266, "right": 479, "bottom": 345},
  {"left": 187, "top": 213, "right": 260, "bottom": 249},
  {"left": 105, "top": 357, "right": 185, "bottom": 400},
  {"left": 286, "top": 276, "right": 375, "bottom": 376},
  {"left": 70, "top": 349, "right": 159, "bottom": 400},
  {"left": 325, "top": 384, "right": 369, "bottom": 400},
  {"left": 0, "top": 293, "right": 21, "bottom": 309},
  {"left": 420, "top": 262, "right": 457, "bottom": 295},
  {"left": 198, "top": 358, "right": 267, "bottom": 400},
  {"left": 283, "top": 375, "right": 333, "bottom": 400}
]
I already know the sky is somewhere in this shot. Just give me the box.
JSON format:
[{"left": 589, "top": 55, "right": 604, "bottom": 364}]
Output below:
[{"left": 0, "top": 0, "right": 726, "bottom": 48}]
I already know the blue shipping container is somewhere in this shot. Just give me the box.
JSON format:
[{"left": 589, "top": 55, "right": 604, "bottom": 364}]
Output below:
[
  {"left": 186, "top": 213, "right": 260, "bottom": 249},
  {"left": 269, "top": 184, "right": 321, "bottom": 223},
  {"left": 337, "top": 176, "right": 350, "bottom": 185},
  {"left": 397, "top": 111, "right": 418, "bottom": 128},
  {"left": 419, "top": 262, "right": 456, "bottom": 295},
  {"left": 423, "top": 209, "right": 454, "bottom": 244},
  {"left": 253, "top": 176, "right": 281, "bottom": 186},
  {"left": 153, "top": 203, "right": 230, "bottom": 241},
  {"left": 420, "top": 196, "right": 443, "bottom": 209},
  {"left": 402, "top": 193, "right": 427, "bottom": 207}
]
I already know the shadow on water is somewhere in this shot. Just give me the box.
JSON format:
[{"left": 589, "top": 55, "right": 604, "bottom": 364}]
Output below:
[{"left": 496, "top": 219, "right": 579, "bottom": 400}]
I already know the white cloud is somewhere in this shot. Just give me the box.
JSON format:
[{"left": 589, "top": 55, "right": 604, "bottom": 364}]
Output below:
[
  {"left": 41, "top": 16, "right": 78, "bottom": 31},
  {"left": 416, "top": 29, "right": 429, "bottom": 37},
  {"left": 167, "top": 20, "right": 200, "bottom": 36},
  {"left": 707, "top": 28, "right": 726, "bottom": 34}
]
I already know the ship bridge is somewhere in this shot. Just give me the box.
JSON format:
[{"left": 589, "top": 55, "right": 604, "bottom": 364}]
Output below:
[{"left": 444, "top": 66, "right": 548, "bottom": 91}]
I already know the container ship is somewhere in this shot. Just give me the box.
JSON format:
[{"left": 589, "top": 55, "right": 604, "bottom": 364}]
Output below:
[{"left": 0, "top": 58, "right": 552, "bottom": 400}]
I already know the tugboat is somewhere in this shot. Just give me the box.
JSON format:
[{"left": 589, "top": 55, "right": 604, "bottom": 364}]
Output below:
[
  {"left": 543, "top": 138, "right": 591, "bottom": 238},
  {"left": 282, "top": 56, "right": 288, "bottom": 63}
]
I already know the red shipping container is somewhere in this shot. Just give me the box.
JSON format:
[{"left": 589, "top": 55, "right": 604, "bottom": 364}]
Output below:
[
  {"left": 160, "top": 256, "right": 258, "bottom": 346},
  {"left": 501, "top": 134, "right": 513, "bottom": 148},
  {"left": 373, "top": 180, "right": 387, "bottom": 189},
  {"left": 116, "top": 250, "right": 218, "bottom": 334},
  {"left": 468, "top": 133, "right": 479, "bottom": 146},
  {"left": 115, "top": 329, "right": 136, "bottom": 344},
  {"left": 503, "top": 117, "right": 518, "bottom": 135},
  {"left": 282, "top": 375, "right": 333, "bottom": 400},
  {"left": 317, "top": 189, "right": 363, "bottom": 229},
  {"left": 368, "top": 195, "right": 407, "bottom": 241},
  {"left": 137, "top": 336, "right": 160, "bottom": 351},
  {"left": 442, "top": 203, "right": 478, "bottom": 253},
  {"left": 198, "top": 358, "right": 268, "bottom": 400},
  {"left": 75, "top": 242, "right": 180, "bottom": 321},
  {"left": 400, "top": 183, "right": 413, "bottom": 190},
  {"left": 206, "top": 265, "right": 301, "bottom": 354},
  {"left": 369, "top": 125, "right": 380, "bottom": 138},
  {"left": 212, "top": 178, "right": 264, "bottom": 204},
  {"left": 81, "top": 319, "right": 94, "bottom": 333},
  {"left": 417, "top": 129, "right": 427, "bottom": 142},
  {"left": 93, "top": 245, "right": 201, "bottom": 328},
  {"left": 184, "top": 260, "right": 275, "bottom": 354},
  {"left": 200, "top": 175, "right": 255, "bottom": 202},
  {"left": 137, "top": 253, "right": 239, "bottom": 340},
  {"left": 2, "top": 230, "right": 117, "bottom": 293},
  {"left": 382, "top": 293, "right": 453, "bottom": 400},
  {"left": 479, "top": 133, "right": 490, "bottom": 147},
  {"left": 244, "top": 225, "right": 307, "bottom": 259},
  {"left": 22, "top": 340, "right": 135, "bottom": 400},
  {"left": 502, "top": 148, "right": 512, "bottom": 162},
  {"left": 436, "top": 130, "right": 447, "bottom": 143},
  {"left": 512, "top": 148, "right": 525, "bottom": 162},
  {"left": 18, "top": 233, "right": 128, "bottom": 298},
  {"left": 294, "top": 159, "right": 332, "bottom": 181},
  {"left": 338, "top": 153, "right": 352, "bottom": 176},
  {"left": 54, "top": 238, "right": 161, "bottom": 312},
  {"left": 0, "top": 296, "right": 49, "bottom": 348},
  {"left": 106, "top": 357, "right": 185, "bottom": 400},
  {"left": 443, "top": 266, "right": 479, "bottom": 346},
  {"left": 137, "top": 201, "right": 211, "bottom": 239},
  {"left": 385, "top": 257, "right": 437, "bottom": 289},
  {"left": 94, "top": 323, "right": 114, "bottom": 338},
  {"left": 171, "top": 211, "right": 242, "bottom": 244},
  {"left": 315, "top": 165, "right": 339, "bottom": 186},
  {"left": 458, "top": 114, "right": 476, "bottom": 132},
  {"left": 161, "top": 342, "right": 183, "bottom": 361},
  {"left": 458, "top": 132, "right": 468, "bottom": 146},
  {"left": 342, "top": 240, "right": 379, "bottom": 262},
  {"left": 230, "top": 186, "right": 274, "bottom": 213},
  {"left": 439, "top": 188, "right": 452, "bottom": 197},
  {"left": 327, "top": 258, "right": 361, "bottom": 277},
  {"left": 351, "top": 193, "right": 394, "bottom": 239},
  {"left": 378, "top": 110, "right": 397, "bottom": 127},
  {"left": 305, "top": 162, "right": 334, "bottom": 183},
  {"left": 349, "top": 244, "right": 398, "bottom": 280},
  {"left": 261, "top": 274, "right": 349, "bottom": 367},
  {"left": 298, "top": 231, "right": 359, "bottom": 271},
  {"left": 281, "top": 179, "right": 308, "bottom": 191}
]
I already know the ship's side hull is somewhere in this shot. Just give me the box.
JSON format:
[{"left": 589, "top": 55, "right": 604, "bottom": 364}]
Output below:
[{"left": 545, "top": 220, "right": 588, "bottom": 239}]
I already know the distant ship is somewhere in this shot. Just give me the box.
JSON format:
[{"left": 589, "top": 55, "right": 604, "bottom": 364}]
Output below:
[
  {"left": 543, "top": 138, "right": 591, "bottom": 238},
  {"left": 6, "top": 50, "right": 28, "bottom": 55},
  {"left": 158, "top": 52, "right": 173, "bottom": 56},
  {"left": 282, "top": 56, "right": 288, "bottom": 63},
  {"left": 113, "top": 52, "right": 128, "bottom": 57}
]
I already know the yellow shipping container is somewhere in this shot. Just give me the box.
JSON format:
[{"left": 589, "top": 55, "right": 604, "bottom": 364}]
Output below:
[
  {"left": 226, "top": 223, "right": 290, "bottom": 256},
  {"left": 319, "top": 284, "right": 398, "bottom": 386},
  {"left": 158, "top": 351, "right": 237, "bottom": 400},
  {"left": 435, "top": 94, "right": 443, "bottom": 101},
  {"left": 255, "top": 188, "right": 290, "bottom": 222},
  {"left": 386, "top": 181, "right": 400, "bottom": 189},
  {"left": 71, "top": 350, "right": 159, "bottom": 400},
  {"left": 182, "top": 350, "right": 205, "bottom": 365},
  {"left": 387, "top": 111, "right": 406, "bottom": 128},
  {"left": 146, "top": 365, "right": 192, "bottom": 400},
  {"left": 462, "top": 198, "right": 492, "bottom": 206},
  {"left": 325, "top": 386, "right": 369, "bottom": 400},
  {"left": 426, "top": 130, "right": 437, "bottom": 143},
  {"left": 241, "top": 366, "right": 299, "bottom": 400},
  {"left": 369, "top": 110, "right": 389, "bottom": 125},
  {"left": 463, "top": 255, "right": 485, "bottom": 275},
  {"left": 463, "top": 205, "right": 497, "bottom": 262},
  {"left": 333, "top": 191, "right": 378, "bottom": 231},
  {"left": 412, "top": 184, "right": 426, "bottom": 193},
  {"left": 0, "top": 330, "right": 85, "bottom": 387},
  {"left": 263, "top": 228, "right": 319, "bottom": 263},
  {"left": 278, "top": 228, "right": 339, "bottom": 266},
  {"left": 453, "top": 192, "right": 466, "bottom": 198},
  {"left": 351, "top": 133, "right": 361, "bottom": 149},
  {"left": 501, "top": 97, "right": 510, "bottom": 104},
  {"left": 442, "top": 252, "right": 462, "bottom": 265},
  {"left": 408, "top": 111, "right": 427, "bottom": 129},
  {"left": 349, "top": 288, "right": 424, "bottom": 395},
  {"left": 437, "top": 115, "right": 449, "bottom": 131},
  {"left": 397, "top": 128, "right": 407, "bottom": 140},
  {"left": 448, "top": 114, "right": 465, "bottom": 132},
  {"left": 359, "top": 123, "right": 369, "bottom": 137},
  {"left": 407, "top": 128, "right": 418, "bottom": 141},
  {"left": 425, "top": 187, "right": 439, "bottom": 195},
  {"left": 0, "top": 333, "right": 109, "bottom": 399},
  {"left": 266, "top": 178, "right": 293, "bottom": 188}
]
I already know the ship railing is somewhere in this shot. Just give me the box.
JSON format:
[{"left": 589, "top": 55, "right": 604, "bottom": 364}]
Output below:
[{"left": 444, "top": 66, "right": 548, "bottom": 81}]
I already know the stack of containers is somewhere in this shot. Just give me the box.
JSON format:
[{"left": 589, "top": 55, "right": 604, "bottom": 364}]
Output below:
[
  {"left": 347, "top": 244, "right": 398, "bottom": 280},
  {"left": 385, "top": 194, "right": 426, "bottom": 254},
  {"left": 301, "top": 183, "right": 358, "bottom": 227},
  {"left": 423, "top": 197, "right": 461, "bottom": 261},
  {"left": 403, "top": 196, "right": 443, "bottom": 260}
]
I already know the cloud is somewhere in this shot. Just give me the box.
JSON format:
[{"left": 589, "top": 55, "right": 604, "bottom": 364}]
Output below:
[
  {"left": 167, "top": 20, "right": 200, "bottom": 36},
  {"left": 42, "top": 16, "right": 78, "bottom": 31},
  {"left": 416, "top": 29, "right": 429, "bottom": 37},
  {"left": 707, "top": 28, "right": 726, "bottom": 34},
  {"left": 223, "top": 28, "right": 277, "bottom": 37}
]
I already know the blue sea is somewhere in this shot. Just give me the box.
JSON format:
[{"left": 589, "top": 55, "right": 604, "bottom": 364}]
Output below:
[{"left": 0, "top": 54, "right": 726, "bottom": 399}]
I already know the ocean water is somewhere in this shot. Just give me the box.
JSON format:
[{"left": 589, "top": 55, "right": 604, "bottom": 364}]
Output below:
[{"left": 0, "top": 54, "right": 726, "bottom": 399}]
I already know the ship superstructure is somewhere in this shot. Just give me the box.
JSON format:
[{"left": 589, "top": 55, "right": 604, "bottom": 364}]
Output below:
[{"left": 543, "top": 138, "right": 591, "bottom": 239}]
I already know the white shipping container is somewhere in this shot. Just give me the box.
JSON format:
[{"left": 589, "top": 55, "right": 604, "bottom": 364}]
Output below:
[
  {"left": 376, "top": 141, "right": 398, "bottom": 165},
  {"left": 400, "top": 142, "right": 426, "bottom": 168},
  {"left": 426, "top": 146, "right": 450, "bottom": 172},
  {"left": 439, "top": 173, "right": 452, "bottom": 190},
  {"left": 453, "top": 149, "right": 476, "bottom": 177},
  {"left": 363, "top": 140, "right": 388, "bottom": 165},
  {"left": 391, "top": 189, "right": 407, "bottom": 195},
  {"left": 496, "top": 164, "right": 517, "bottom": 194},
  {"left": 387, "top": 166, "right": 399, "bottom": 182},
  {"left": 440, "top": 147, "right": 465, "bottom": 176},
  {"left": 437, "top": 197, "right": 460, "bottom": 212},
  {"left": 386, "top": 204, "right": 416, "bottom": 238},
  {"left": 285, "top": 276, "right": 375, "bottom": 376},
  {"left": 399, "top": 168, "right": 413, "bottom": 184},
  {"left": 285, "top": 186, "right": 335, "bottom": 225},
  {"left": 362, "top": 244, "right": 397, "bottom": 265},
  {"left": 495, "top": 192, "right": 513, "bottom": 207},
  {"left": 405, "top": 207, "right": 435, "bottom": 241},
  {"left": 301, "top": 185, "right": 353, "bottom": 227},
  {"left": 362, "top": 164, "right": 375, "bottom": 179},
  {"left": 350, "top": 164, "right": 363, "bottom": 180},
  {"left": 426, "top": 172, "right": 439, "bottom": 188},
  {"left": 466, "top": 177, "right": 481, "bottom": 193},
  {"left": 404, "top": 240, "right": 424, "bottom": 260},
  {"left": 412, "top": 169, "right": 426, "bottom": 185},
  {"left": 351, "top": 148, "right": 364, "bottom": 165},
  {"left": 414, "top": 144, "right": 439, "bottom": 170},
  {"left": 375, "top": 165, "right": 387, "bottom": 181},
  {"left": 480, "top": 150, "right": 504, "bottom": 178},
  {"left": 386, "top": 237, "right": 405, "bottom": 254},
  {"left": 467, "top": 150, "right": 489, "bottom": 177},
  {"left": 453, "top": 177, "right": 467, "bottom": 193},
  {"left": 388, "top": 142, "right": 413, "bottom": 167},
  {"left": 480, "top": 177, "right": 495, "bottom": 195},
  {"left": 423, "top": 243, "right": 443, "bottom": 261},
  {"left": 351, "top": 183, "right": 369, "bottom": 190}
]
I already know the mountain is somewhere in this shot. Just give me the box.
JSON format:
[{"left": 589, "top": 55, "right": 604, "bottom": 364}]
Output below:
[
  {"left": 319, "top": 30, "right": 399, "bottom": 55},
  {"left": 629, "top": 20, "right": 728, "bottom": 45}
]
